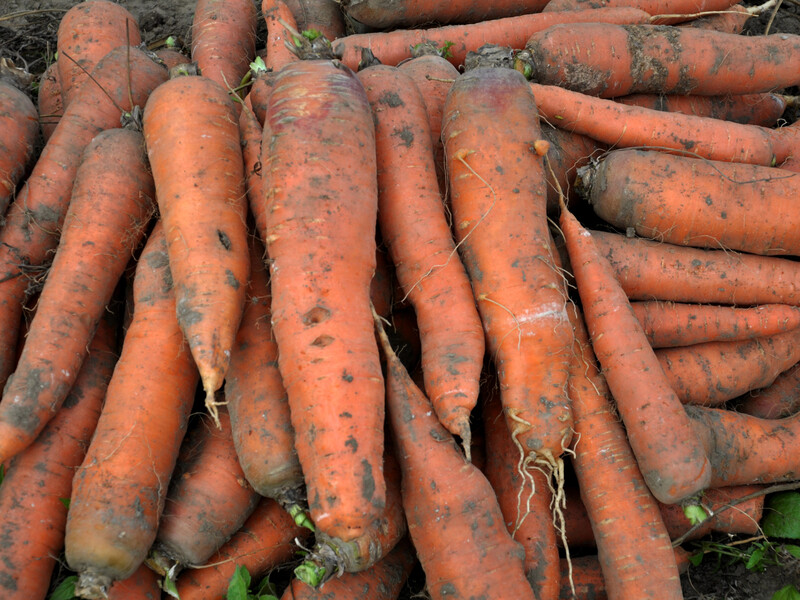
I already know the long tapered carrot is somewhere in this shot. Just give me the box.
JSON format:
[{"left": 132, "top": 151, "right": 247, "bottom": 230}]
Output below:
[
  {"left": 262, "top": 59, "right": 386, "bottom": 542},
  {"left": 143, "top": 74, "right": 250, "bottom": 424},
  {"left": 239, "top": 100, "right": 269, "bottom": 242},
  {"left": 357, "top": 64, "right": 484, "bottom": 450},
  {"left": 0, "top": 81, "right": 39, "bottom": 216},
  {"left": 442, "top": 67, "right": 574, "bottom": 482},
  {"left": 526, "top": 24, "right": 800, "bottom": 98},
  {"left": 680, "top": 2, "right": 752, "bottom": 33},
  {"left": 630, "top": 301, "right": 800, "bottom": 348},
  {"left": 343, "top": 0, "right": 553, "bottom": 28},
  {"left": 614, "top": 92, "right": 787, "bottom": 126},
  {"left": 559, "top": 204, "right": 711, "bottom": 504},
  {"left": 56, "top": 0, "right": 142, "bottom": 107},
  {"left": 332, "top": 7, "right": 651, "bottom": 70},
  {"left": 590, "top": 229, "right": 800, "bottom": 306},
  {"left": 0, "top": 46, "right": 166, "bottom": 453},
  {"left": 263, "top": 0, "right": 302, "bottom": 73},
  {"left": 528, "top": 82, "right": 800, "bottom": 166},
  {"left": 0, "top": 315, "right": 116, "bottom": 600},
  {"left": 37, "top": 61, "right": 63, "bottom": 142},
  {"left": 542, "top": 0, "right": 737, "bottom": 22},
  {"left": 64, "top": 223, "right": 199, "bottom": 598},
  {"left": 736, "top": 363, "right": 800, "bottom": 418},
  {"left": 582, "top": 149, "right": 800, "bottom": 255},
  {"left": 375, "top": 309, "right": 534, "bottom": 600},
  {"left": 0, "top": 126, "right": 155, "bottom": 466}
]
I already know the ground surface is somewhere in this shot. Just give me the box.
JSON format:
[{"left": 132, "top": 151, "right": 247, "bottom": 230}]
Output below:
[{"left": 2, "top": 1, "right": 800, "bottom": 599}]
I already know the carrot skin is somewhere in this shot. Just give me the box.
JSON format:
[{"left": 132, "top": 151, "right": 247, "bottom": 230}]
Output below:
[
  {"left": 0, "top": 316, "right": 116, "bottom": 600},
  {"left": 263, "top": 0, "right": 301, "bottom": 73},
  {"left": 559, "top": 206, "right": 711, "bottom": 504},
  {"left": 0, "top": 81, "right": 39, "bottom": 216},
  {"left": 106, "top": 563, "right": 161, "bottom": 600},
  {"left": 542, "top": 0, "right": 738, "bottom": 23},
  {"left": 614, "top": 92, "right": 786, "bottom": 126},
  {"left": 736, "top": 363, "right": 800, "bottom": 418},
  {"left": 64, "top": 222, "right": 198, "bottom": 596},
  {"left": 679, "top": 3, "right": 751, "bottom": 32},
  {"left": 283, "top": 0, "right": 346, "bottom": 41},
  {"left": 0, "top": 127, "right": 155, "bottom": 467},
  {"left": 240, "top": 101, "right": 268, "bottom": 243},
  {"left": 262, "top": 59, "right": 385, "bottom": 542},
  {"left": 37, "top": 61, "right": 63, "bottom": 142}
]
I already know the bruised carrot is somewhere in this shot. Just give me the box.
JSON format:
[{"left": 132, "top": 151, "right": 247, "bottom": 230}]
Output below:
[
  {"left": 191, "top": 0, "right": 257, "bottom": 93},
  {"left": 559, "top": 205, "right": 711, "bottom": 504},
  {"left": 56, "top": 0, "right": 142, "bottom": 107},
  {"left": 582, "top": 149, "right": 800, "bottom": 255},
  {"left": 37, "top": 61, "right": 63, "bottom": 142},
  {"left": 0, "top": 316, "right": 116, "bottom": 600},
  {"left": 736, "top": 363, "right": 800, "bottom": 418},
  {"left": 0, "top": 46, "right": 166, "bottom": 456},
  {"left": 262, "top": 59, "right": 385, "bottom": 542},
  {"left": 332, "top": 7, "right": 651, "bottom": 70},
  {"left": 0, "top": 80, "right": 38, "bottom": 216},
  {"left": 175, "top": 498, "right": 309, "bottom": 600},
  {"left": 358, "top": 64, "right": 484, "bottom": 450},
  {"left": 143, "top": 74, "right": 250, "bottom": 424},
  {"left": 631, "top": 301, "right": 800, "bottom": 348},
  {"left": 540, "top": 123, "right": 605, "bottom": 213},
  {"left": 64, "top": 223, "right": 199, "bottom": 598},
  {"left": 614, "top": 92, "right": 787, "bottom": 126},
  {"left": 591, "top": 229, "right": 800, "bottom": 306},
  {"left": 0, "top": 126, "right": 155, "bottom": 466},
  {"left": 375, "top": 310, "right": 534, "bottom": 600},
  {"left": 528, "top": 82, "right": 800, "bottom": 166}
]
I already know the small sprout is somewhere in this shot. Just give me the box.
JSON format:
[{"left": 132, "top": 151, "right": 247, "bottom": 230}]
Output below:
[
  {"left": 683, "top": 503, "right": 709, "bottom": 526},
  {"left": 302, "top": 28, "right": 323, "bottom": 41},
  {"left": 250, "top": 56, "right": 267, "bottom": 75},
  {"left": 166, "top": 36, "right": 177, "bottom": 49},
  {"left": 161, "top": 575, "right": 180, "bottom": 599},
  {"left": 48, "top": 575, "right": 78, "bottom": 600},
  {"left": 439, "top": 41, "right": 455, "bottom": 59}
]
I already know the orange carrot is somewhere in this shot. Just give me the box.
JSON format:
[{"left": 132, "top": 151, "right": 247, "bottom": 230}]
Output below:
[
  {"left": 541, "top": 0, "right": 736, "bottom": 19},
  {"left": 261, "top": 59, "right": 385, "bottom": 542},
  {"left": 239, "top": 101, "right": 268, "bottom": 241},
  {"left": 0, "top": 316, "right": 116, "bottom": 600},
  {"left": 143, "top": 74, "right": 250, "bottom": 424},
  {"left": 263, "top": 0, "right": 302, "bottom": 73},
  {"left": 736, "top": 363, "right": 800, "bottom": 418},
  {"left": 375, "top": 310, "right": 534, "bottom": 600},
  {"left": 175, "top": 498, "right": 309, "bottom": 600},
  {"left": 614, "top": 92, "right": 787, "bottom": 126},
  {"left": 582, "top": 149, "right": 800, "bottom": 255},
  {"left": 528, "top": 83, "right": 800, "bottom": 166},
  {"left": 332, "top": 7, "right": 651, "bottom": 70},
  {"left": 284, "top": 0, "right": 346, "bottom": 41},
  {"left": 540, "top": 123, "right": 605, "bottom": 213},
  {"left": 0, "top": 46, "right": 166, "bottom": 452},
  {"left": 0, "top": 80, "right": 38, "bottom": 216},
  {"left": 56, "top": 0, "right": 142, "bottom": 107},
  {"left": 0, "top": 126, "right": 155, "bottom": 466},
  {"left": 107, "top": 563, "right": 161, "bottom": 600},
  {"left": 37, "top": 61, "right": 63, "bottom": 142},
  {"left": 591, "top": 229, "right": 800, "bottom": 306},
  {"left": 630, "top": 301, "right": 800, "bottom": 348},
  {"left": 191, "top": 0, "right": 257, "bottom": 93},
  {"left": 559, "top": 204, "right": 711, "bottom": 504},
  {"left": 358, "top": 64, "right": 484, "bottom": 450},
  {"left": 680, "top": 2, "right": 751, "bottom": 32},
  {"left": 154, "top": 47, "right": 191, "bottom": 70},
  {"left": 64, "top": 222, "right": 199, "bottom": 598}
]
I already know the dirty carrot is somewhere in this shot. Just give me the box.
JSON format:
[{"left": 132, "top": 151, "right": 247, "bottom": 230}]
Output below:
[
  {"left": 36, "top": 61, "right": 63, "bottom": 142},
  {"left": 283, "top": 0, "right": 346, "bottom": 41},
  {"left": 542, "top": 0, "right": 738, "bottom": 23},
  {"left": 0, "top": 80, "right": 38, "bottom": 217},
  {"left": 614, "top": 92, "right": 787, "bottom": 126},
  {"left": 263, "top": 0, "right": 301, "bottom": 73},
  {"left": 736, "top": 363, "right": 800, "bottom": 418},
  {"left": 679, "top": 2, "right": 752, "bottom": 32}
]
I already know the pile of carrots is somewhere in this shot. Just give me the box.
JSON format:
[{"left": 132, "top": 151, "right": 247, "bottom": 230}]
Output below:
[{"left": 2, "top": 0, "right": 800, "bottom": 598}]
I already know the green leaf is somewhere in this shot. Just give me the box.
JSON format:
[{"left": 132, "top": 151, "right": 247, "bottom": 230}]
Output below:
[
  {"left": 249, "top": 56, "right": 267, "bottom": 74},
  {"left": 683, "top": 504, "right": 709, "bottom": 526},
  {"left": 745, "top": 546, "right": 765, "bottom": 570},
  {"left": 48, "top": 575, "right": 77, "bottom": 600},
  {"left": 256, "top": 575, "right": 277, "bottom": 597},
  {"left": 59, "top": 497, "right": 70, "bottom": 509},
  {"left": 772, "top": 585, "right": 800, "bottom": 600},
  {"left": 257, "top": 595, "right": 280, "bottom": 600},
  {"left": 688, "top": 552, "right": 704, "bottom": 566},
  {"left": 784, "top": 544, "right": 800, "bottom": 559},
  {"left": 763, "top": 492, "right": 800, "bottom": 539},
  {"left": 227, "top": 566, "right": 252, "bottom": 600},
  {"left": 162, "top": 575, "right": 181, "bottom": 599},
  {"left": 301, "top": 29, "right": 322, "bottom": 41}
]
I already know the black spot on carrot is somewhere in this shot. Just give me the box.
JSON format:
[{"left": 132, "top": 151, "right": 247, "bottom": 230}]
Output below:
[
  {"left": 176, "top": 298, "right": 203, "bottom": 326},
  {"left": 495, "top": 165, "right": 504, "bottom": 174},
  {"left": 342, "top": 370, "right": 353, "bottom": 382},
  {"left": 339, "top": 411, "right": 352, "bottom": 418},
  {"left": 345, "top": 435, "right": 358, "bottom": 453},
  {"left": 302, "top": 306, "right": 331, "bottom": 326},
  {"left": 691, "top": 259, "right": 703, "bottom": 268},
  {"left": 225, "top": 269, "right": 240, "bottom": 290},
  {"left": 361, "top": 458, "right": 375, "bottom": 502},
  {"left": 392, "top": 126, "right": 414, "bottom": 148},
  {"left": 0, "top": 572, "right": 17, "bottom": 591},
  {"left": 379, "top": 91, "right": 404, "bottom": 107},
  {"left": 217, "top": 229, "right": 232, "bottom": 250},
  {"left": 145, "top": 249, "right": 170, "bottom": 270},
  {"left": 311, "top": 334, "right": 334, "bottom": 347},
  {"left": 133, "top": 496, "right": 144, "bottom": 520},
  {"left": 440, "top": 583, "right": 457, "bottom": 596}
]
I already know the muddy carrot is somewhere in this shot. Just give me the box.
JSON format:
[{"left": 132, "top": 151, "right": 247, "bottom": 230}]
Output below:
[
  {"left": 736, "top": 363, "right": 800, "bottom": 418},
  {"left": 615, "top": 92, "right": 786, "bottom": 126},
  {"left": 0, "top": 80, "right": 38, "bottom": 216},
  {"left": 36, "top": 61, "right": 63, "bottom": 142}
]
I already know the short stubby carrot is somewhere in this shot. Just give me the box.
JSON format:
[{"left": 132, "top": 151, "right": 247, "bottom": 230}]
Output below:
[
  {"left": 442, "top": 67, "right": 574, "bottom": 475},
  {"left": 261, "top": 59, "right": 386, "bottom": 542},
  {"left": 0, "top": 126, "right": 155, "bottom": 467},
  {"left": 559, "top": 204, "right": 711, "bottom": 504},
  {"left": 56, "top": 0, "right": 142, "bottom": 107},
  {"left": 64, "top": 223, "right": 199, "bottom": 598},
  {"left": 143, "top": 74, "right": 250, "bottom": 424},
  {"left": 357, "top": 64, "right": 484, "bottom": 451},
  {"left": 0, "top": 80, "right": 39, "bottom": 215}
]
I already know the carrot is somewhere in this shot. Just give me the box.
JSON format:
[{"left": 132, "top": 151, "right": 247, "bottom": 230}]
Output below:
[
  {"left": 559, "top": 204, "right": 711, "bottom": 504},
  {"left": 0, "top": 125, "right": 155, "bottom": 466},
  {"left": 566, "top": 302, "right": 683, "bottom": 598},
  {"left": 282, "top": 539, "right": 415, "bottom": 600},
  {"left": 263, "top": 0, "right": 302, "bottom": 73},
  {"left": 175, "top": 498, "right": 309, "bottom": 600},
  {"left": 540, "top": 123, "right": 605, "bottom": 213},
  {"left": 64, "top": 222, "right": 199, "bottom": 598},
  {"left": 442, "top": 67, "right": 573, "bottom": 489},
  {"left": 143, "top": 74, "right": 250, "bottom": 425},
  {"left": 154, "top": 47, "right": 191, "bottom": 71},
  {"left": 542, "top": 0, "right": 738, "bottom": 23},
  {"left": 56, "top": 0, "right": 142, "bottom": 107},
  {"left": 37, "top": 61, "right": 63, "bottom": 142},
  {"left": 375, "top": 309, "right": 534, "bottom": 600},
  {"left": 342, "top": 0, "right": 552, "bottom": 28},
  {"left": 332, "top": 7, "right": 651, "bottom": 70},
  {"left": 630, "top": 301, "right": 800, "bottom": 348},
  {"left": 107, "top": 563, "right": 161, "bottom": 600},
  {"left": 0, "top": 315, "right": 116, "bottom": 600},
  {"left": 357, "top": 64, "right": 484, "bottom": 451},
  {"left": 191, "top": 0, "right": 257, "bottom": 93},
  {"left": 261, "top": 59, "right": 385, "bottom": 542},
  {"left": 680, "top": 2, "right": 752, "bottom": 32},
  {"left": 528, "top": 82, "right": 800, "bottom": 166},
  {"left": 525, "top": 24, "right": 800, "bottom": 98},
  {"left": 0, "top": 80, "right": 39, "bottom": 217},
  {"left": 148, "top": 407, "right": 261, "bottom": 576},
  {"left": 248, "top": 72, "right": 275, "bottom": 126},
  {"left": 239, "top": 101, "right": 268, "bottom": 241},
  {"left": 0, "top": 46, "right": 166, "bottom": 450},
  {"left": 735, "top": 363, "right": 800, "bottom": 418},
  {"left": 614, "top": 92, "right": 787, "bottom": 126},
  {"left": 284, "top": 0, "right": 346, "bottom": 41},
  {"left": 582, "top": 149, "right": 800, "bottom": 255}
]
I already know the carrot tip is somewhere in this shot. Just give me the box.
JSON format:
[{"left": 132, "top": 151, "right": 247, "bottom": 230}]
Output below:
[{"left": 202, "top": 382, "right": 226, "bottom": 429}]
